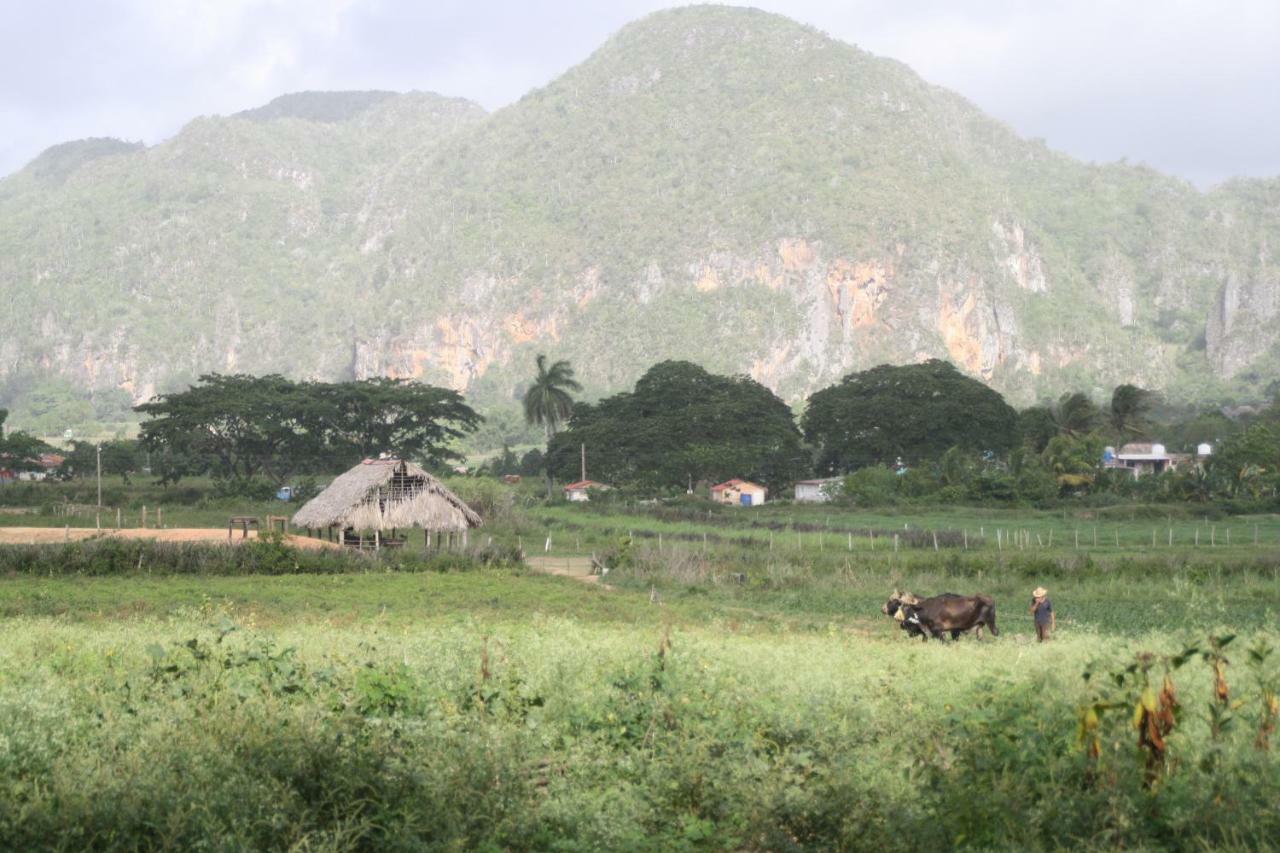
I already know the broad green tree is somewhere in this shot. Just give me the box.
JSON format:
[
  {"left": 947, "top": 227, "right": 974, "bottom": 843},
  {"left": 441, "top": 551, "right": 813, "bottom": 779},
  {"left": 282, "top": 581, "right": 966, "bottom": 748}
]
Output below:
[
  {"left": 136, "top": 374, "right": 479, "bottom": 487},
  {"left": 547, "top": 361, "right": 807, "bottom": 493},
  {"left": 1015, "top": 406, "right": 1059, "bottom": 453},
  {"left": 802, "top": 360, "right": 1017, "bottom": 472},
  {"left": 0, "top": 421, "right": 54, "bottom": 473},
  {"left": 315, "top": 378, "right": 480, "bottom": 469},
  {"left": 522, "top": 355, "right": 582, "bottom": 497}
]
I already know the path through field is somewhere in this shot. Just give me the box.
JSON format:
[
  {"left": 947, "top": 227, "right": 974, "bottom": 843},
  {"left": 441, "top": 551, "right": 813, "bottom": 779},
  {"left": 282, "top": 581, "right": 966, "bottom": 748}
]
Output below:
[
  {"left": 526, "top": 555, "right": 602, "bottom": 584},
  {"left": 0, "top": 527, "right": 337, "bottom": 550}
]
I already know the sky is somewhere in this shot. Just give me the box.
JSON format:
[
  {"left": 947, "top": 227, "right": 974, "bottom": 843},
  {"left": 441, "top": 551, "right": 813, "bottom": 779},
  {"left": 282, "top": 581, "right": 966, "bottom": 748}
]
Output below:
[{"left": 3, "top": 0, "right": 1278, "bottom": 187}]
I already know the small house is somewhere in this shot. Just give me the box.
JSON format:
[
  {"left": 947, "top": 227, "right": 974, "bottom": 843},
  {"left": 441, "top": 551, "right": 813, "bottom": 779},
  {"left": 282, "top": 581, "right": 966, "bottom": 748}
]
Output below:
[
  {"left": 563, "top": 479, "right": 610, "bottom": 502},
  {"left": 794, "top": 477, "right": 842, "bottom": 504},
  {"left": 710, "top": 478, "right": 767, "bottom": 507}
]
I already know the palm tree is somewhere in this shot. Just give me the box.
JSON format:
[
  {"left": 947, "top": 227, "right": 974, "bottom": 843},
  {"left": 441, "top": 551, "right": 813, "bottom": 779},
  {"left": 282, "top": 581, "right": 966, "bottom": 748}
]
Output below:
[
  {"left": 1109, "top": 384, "right": 1155, "bottom": 437},
  {"left": 1053, "top": 392, "right": 1101, "bottom": 438},
  {"left": 522, "top": 354, "right": 582, "bottom": 497}
]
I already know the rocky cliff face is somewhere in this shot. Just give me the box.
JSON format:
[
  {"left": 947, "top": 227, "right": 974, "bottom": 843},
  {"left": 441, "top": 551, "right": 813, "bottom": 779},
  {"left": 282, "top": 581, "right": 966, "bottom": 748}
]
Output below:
[{"left": 0, "top": 5, "right": 1276, "bottom": 428}]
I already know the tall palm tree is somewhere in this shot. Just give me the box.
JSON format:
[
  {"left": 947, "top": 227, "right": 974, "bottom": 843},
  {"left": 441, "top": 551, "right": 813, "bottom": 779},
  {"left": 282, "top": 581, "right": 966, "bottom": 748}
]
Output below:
[
  {"left": 1109, "top": 384, "right": 1155, "bottom": 437},
  {"left": 522, "top": 355, "right": 582, "bottom": 497},
  {"left": 1053, "top": 392, "right": 1101, "bottom": 438}
]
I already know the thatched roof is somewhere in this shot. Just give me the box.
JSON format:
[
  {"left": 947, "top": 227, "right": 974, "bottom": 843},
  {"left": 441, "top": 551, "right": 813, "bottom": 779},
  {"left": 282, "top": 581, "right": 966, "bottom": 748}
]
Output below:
[{"left": 292, "top": 458, "right": 482, "bottom": 531}]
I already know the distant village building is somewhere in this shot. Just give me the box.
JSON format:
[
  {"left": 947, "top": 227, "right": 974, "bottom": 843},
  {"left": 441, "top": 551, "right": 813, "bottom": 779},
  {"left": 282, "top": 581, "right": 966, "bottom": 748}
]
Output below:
[
  {"left": 710, "top": 478, "right": 767, "bottom": 507},
  {"left": 14, "top": 453, "right": 64, "bottom": 482},
  {"left": 563, "top": 479, "right": 610, "bottom": 502},
  {"left": 1103, "top": 442, "right": 1209, "bottom": 479},
  {"left": 794, "top": 477, "right": 842, "bottom": 503}
]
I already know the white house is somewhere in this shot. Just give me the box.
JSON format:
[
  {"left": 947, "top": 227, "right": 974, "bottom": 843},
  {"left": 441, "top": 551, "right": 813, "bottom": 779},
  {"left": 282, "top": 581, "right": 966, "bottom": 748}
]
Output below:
[
  {"left": 794, "top": 477, "right": 842, "bottom": 503},
  {"left": 1104, "top": 442, "right": 1207, "bottom": 478},
  {"left": 563, "top": 479, "right": 610, "bottom": 502}
]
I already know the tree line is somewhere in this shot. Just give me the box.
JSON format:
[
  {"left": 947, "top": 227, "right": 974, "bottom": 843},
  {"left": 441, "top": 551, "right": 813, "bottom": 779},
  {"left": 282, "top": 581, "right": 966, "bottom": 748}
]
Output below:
[
  {"left": 531, "top": 358, "right": 1278, "bottom": 508},
  {"left": 10, "top": 357, "right": 1278, "bottom": 510}
]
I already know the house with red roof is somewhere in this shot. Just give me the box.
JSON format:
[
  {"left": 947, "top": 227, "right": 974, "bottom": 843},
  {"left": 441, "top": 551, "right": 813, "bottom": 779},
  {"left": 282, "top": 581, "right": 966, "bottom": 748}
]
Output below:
[
  {"left": 563, "top": 479, "right": 610, "bottom": 502},
  {"left": 710, "top": 478, "right": 767, "bottom": 507}
]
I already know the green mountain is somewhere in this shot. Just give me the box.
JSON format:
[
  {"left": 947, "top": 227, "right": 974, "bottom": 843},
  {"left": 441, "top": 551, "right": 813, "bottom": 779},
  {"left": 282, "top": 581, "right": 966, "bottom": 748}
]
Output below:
[{"left": 2, "top": 5, "right": 1277, "bottom": 435}]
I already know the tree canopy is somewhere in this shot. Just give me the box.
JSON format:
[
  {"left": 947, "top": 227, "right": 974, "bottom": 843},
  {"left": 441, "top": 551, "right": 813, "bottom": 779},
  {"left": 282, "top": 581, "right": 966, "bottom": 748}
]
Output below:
[
  {"left": 802, "top": 360, "right": 1017, "bottom": 473},
  {"left": 546, "top": 361, "right": 806, "bottom": 492},
  {"left": 0, "top": 409, "right": 55, "bottom": 473},
  {"left": 135, "top": 374, "right": 479, "bottom": 485}
]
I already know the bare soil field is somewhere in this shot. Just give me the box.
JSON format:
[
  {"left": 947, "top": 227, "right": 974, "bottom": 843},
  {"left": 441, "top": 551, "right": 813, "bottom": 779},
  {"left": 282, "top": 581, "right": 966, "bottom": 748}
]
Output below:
[{"left": 0, "top": 527, "right": 337, "bottom": 550}]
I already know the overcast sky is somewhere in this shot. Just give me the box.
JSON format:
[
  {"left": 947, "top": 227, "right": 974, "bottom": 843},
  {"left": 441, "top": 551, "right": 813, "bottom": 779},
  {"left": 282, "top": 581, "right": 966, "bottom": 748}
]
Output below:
[{"left": 3, "top": 0, "right": 1278, "bottom": 187}]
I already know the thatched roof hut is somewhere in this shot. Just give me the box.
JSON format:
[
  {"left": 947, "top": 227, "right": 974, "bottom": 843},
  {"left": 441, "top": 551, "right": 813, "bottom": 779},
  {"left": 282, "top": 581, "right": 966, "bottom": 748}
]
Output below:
[{"left": 292, "top": 458, "right": 481, "bottom": 532}]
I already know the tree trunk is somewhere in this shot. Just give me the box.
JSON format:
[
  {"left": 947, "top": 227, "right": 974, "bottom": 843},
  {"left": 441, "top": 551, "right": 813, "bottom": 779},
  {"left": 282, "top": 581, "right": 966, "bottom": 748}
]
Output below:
[{"left": 544, "top": 423, "right": 554, "bottom": 500}]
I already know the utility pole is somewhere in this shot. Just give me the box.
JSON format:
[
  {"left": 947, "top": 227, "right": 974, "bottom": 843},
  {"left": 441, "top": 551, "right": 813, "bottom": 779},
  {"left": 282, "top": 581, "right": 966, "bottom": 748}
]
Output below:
[
  {"left": 580, "top": 443, "right": 586, "bottom": 482},
  {"left": 96, "top": 443, "right": 102, "bottom": 508}
]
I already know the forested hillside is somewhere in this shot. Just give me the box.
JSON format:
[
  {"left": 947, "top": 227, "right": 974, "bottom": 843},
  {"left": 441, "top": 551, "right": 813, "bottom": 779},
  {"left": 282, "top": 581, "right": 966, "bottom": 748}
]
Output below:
[{"left": 2, "top": 5, "right": 1277, "bottom": 434}]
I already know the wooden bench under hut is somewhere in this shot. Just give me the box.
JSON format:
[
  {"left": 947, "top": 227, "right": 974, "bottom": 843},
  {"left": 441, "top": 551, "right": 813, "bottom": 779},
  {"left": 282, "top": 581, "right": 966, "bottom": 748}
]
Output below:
[{"left": 291, "top": 458, "right": 481, "bottom": 551}]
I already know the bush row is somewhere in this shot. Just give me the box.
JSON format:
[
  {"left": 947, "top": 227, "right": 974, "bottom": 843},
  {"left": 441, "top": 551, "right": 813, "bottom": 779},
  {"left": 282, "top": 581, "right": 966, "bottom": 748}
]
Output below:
[{"left": 0, "top": 538, "right": 523, "bottom": 577}]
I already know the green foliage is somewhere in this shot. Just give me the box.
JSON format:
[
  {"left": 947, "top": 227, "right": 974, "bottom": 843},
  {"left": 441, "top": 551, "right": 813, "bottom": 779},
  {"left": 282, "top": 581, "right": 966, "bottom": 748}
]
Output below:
[
  {"left": 547, "top": 360, "right": 807, "bottom": 492},
  {"left": 0, "top": 562, "right": 1276, "bottom": 849},
  {"left": 522, "top": 354, "right": 582, "bottom": 495},
  {"left": 136, "top": 374, "right": 479, "bottom": 484},
  {"left": 521, "top": 354, "right": 582, "bottom": 437},
  {"left": 840, "top": 465, "right": 901, "bottom": 506},
  {"left": 1208, "top": 423, "right": 1280, "bottom": 499},
  {"left": 1043, "top": 433, "right": 1105, "bottom": 483},
  {"left": 1053, "top": 391, "right": 1103, "bottom": 438},
  {"left": 803, "top": 360, "right": 1017, "bottom": 472},
  {"left": 58, "top": 439, "right": 142, "bottom": 483},
  {"left": 1016, "top": 406, "right": 1058, "bottom": 452},
  {"left": 1109, "top": 383, "right": 1157, "bottom": 437},
  {"left": 0, "top": 412, "right": 54, "bottom": 473},
  {"left": 0, "top": 538, "right": 521, "bottom": 577}
]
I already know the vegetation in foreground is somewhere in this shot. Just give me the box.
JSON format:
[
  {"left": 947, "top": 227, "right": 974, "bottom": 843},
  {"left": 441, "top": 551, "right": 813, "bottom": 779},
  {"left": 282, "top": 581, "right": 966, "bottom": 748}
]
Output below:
[{"left": 1, "top": 536, "right": 1278, "bottom": 850}]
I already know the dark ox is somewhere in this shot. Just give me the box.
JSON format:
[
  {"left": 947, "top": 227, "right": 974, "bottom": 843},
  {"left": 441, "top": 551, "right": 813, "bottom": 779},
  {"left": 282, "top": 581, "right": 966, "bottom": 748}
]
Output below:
[{"left": 882, "top": 591, "right": 999, "bottom": 641}]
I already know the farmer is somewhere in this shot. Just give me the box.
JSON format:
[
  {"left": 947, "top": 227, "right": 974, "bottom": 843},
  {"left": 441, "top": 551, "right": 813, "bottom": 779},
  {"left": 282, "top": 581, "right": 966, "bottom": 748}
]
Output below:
[{"left": 1029, "top": 586, "right": 1054, "bottom": 642}]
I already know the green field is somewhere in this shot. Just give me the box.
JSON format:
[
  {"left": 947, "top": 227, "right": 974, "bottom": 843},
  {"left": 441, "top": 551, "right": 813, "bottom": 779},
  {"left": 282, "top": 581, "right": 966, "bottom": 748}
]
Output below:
[{"left": 1, "top": 490, "right": 1279, "bottom": 849}]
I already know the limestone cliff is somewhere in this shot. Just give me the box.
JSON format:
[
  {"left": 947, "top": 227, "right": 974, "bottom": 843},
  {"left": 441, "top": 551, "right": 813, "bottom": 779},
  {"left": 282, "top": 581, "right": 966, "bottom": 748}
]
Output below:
[{"left": 0, "top": 6, "right": 1276, "bottom": 431}]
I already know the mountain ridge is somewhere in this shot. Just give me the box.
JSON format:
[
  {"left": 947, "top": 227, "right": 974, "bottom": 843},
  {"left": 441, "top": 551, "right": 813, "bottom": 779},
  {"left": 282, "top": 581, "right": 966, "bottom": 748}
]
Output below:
[{"left": 1, "top": 4, "right": 1276, "bottom": 433}]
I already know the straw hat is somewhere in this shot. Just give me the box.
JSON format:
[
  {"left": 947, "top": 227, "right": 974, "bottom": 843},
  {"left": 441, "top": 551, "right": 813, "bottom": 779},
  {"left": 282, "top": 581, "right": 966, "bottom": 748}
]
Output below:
[{"left": 1032, "top": 586, "right": 1048, "bottom": 598}]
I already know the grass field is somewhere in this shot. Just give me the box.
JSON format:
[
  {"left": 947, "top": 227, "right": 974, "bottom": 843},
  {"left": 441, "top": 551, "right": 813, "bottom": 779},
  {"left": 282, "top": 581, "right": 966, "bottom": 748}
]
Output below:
[{"left": 1, "top": 484, "right": 1279, "bottom": 848}]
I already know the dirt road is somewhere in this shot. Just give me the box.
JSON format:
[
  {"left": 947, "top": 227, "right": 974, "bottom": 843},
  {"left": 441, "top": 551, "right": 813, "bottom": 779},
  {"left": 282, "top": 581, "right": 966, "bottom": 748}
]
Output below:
[
  {"left": 525, "top": 555, "right": 602, "bottom": 584},
  {"left": 0, "top": 527, "right": 337, "bottom": 550}
]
